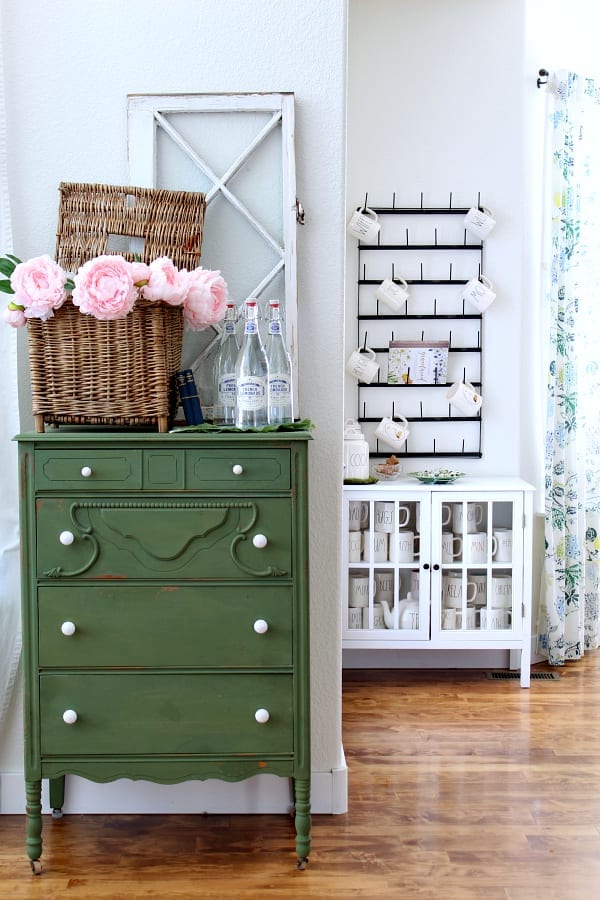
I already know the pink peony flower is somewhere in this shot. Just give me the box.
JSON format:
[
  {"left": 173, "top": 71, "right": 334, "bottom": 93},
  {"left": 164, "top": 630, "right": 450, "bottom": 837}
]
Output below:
[
  {"left": 10, "top": 254, "right": 67, "bottom": 320},
  {"left": 3, "top": 303, "right": 27, "bottom": 328},
  {"left": 72, "top": 255, "right": 137, "bottom": 320},
  {"left": 183, "top": 267, "right": 228, "bottom": 331},
  {"left": 130, "top": 261, "right": 151, "bottom": 287},
  {"left": 142, "top": 257, "right": 189, "bottom": 306}
]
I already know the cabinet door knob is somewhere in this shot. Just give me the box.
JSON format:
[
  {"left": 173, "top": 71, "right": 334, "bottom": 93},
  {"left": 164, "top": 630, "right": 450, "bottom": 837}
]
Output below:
[
  {"left": 80, "top": 466, "right": 93, "bottom": 478},
  {"left": 252, "top": 534, "right": 268, "bottom": 549},
  {"left": 433, "top": 563, "right": 440, "bottom": 571},
  {"left": 61, "top": 621, "right": 76, "bottom": 636},
  {"left": 62, "top": 709, "right": 78, "bottom": 725},
  {"left": 59, "top": 530, "right": 75, "bottom": 546},
  {"left": 232, "top": 464, "right": 244, "bottom": 476},
  {"left": 422, "top": 562, "right": 430, "bottom": 571},
  {"left": 253, "top": 619, "right": 269, "bottom": 634},
  {"left": 254, "top": 708, "right": 270, "bottom": 724}
]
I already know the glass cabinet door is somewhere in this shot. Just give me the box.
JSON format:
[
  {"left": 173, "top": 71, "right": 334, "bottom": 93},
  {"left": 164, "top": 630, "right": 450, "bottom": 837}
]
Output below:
[
  {"left": 431, "top": 492, "right": 524, "bottom": 639},
  {"left": 344, "top": 492, "right": 429, "bottom": 643}
]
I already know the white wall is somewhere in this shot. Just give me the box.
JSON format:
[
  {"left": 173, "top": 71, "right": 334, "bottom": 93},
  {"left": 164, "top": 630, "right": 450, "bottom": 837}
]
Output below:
[
  {"left": 344, "top": 0, "right": 536, "bottom": 668},
  {"left": 346, "top": 0, "right": 527, "bottom": 476},
  {"left": 0, "top": 0, "right": 347, "bottom": 814}
]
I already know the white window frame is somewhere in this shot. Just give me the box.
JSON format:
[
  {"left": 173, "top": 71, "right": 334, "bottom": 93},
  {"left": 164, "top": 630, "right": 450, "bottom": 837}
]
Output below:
[{"left": 127, "top": 92, "right": 298, "bottom": 405}]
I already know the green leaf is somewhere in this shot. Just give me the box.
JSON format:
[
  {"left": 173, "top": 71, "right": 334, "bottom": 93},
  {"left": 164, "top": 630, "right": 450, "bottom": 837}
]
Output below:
[
  {"left": 0, "top": 279, "right": 15, "bottom": 293},
  {"left": 0, "top": 258, "right": 16, "bottom": 278}
]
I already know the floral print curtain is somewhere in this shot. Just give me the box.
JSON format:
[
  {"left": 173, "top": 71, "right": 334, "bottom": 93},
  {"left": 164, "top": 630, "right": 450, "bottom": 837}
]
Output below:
[{"left": 538, "top": 71, "right": 600, "bottom": 664}]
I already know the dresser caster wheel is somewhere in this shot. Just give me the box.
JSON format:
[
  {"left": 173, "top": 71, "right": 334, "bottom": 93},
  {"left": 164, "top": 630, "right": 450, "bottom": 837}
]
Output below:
[
  {"left": 297, "top": 856, "right": 309, "bottom": 871},
  {"left": 52, "top": 808, "right": 63, "bottom": 819},
  {"left": 30, "top": 859, "right": 42, "bottom": 875}
]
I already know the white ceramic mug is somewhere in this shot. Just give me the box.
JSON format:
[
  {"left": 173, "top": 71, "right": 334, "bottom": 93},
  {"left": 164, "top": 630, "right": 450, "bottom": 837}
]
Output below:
[
  {"left": 363, "top": 531, "right": 389, "bottom": 562},
  {"left": 374, "top": 570, "right": 394, "bottom": 604},
  {"left": 460, "top": 274, "right": 496, "bottom": 313},
  {"left": 366, "top": 603, "right": 386, "bottom": 630},
  {"left": 446, "top": 380, "right": 482, "bottom": 415},
  {"left": 346, "top": 347, "right": 380, "bottom": 383},
  {"left": 348, "top": 500, "right": 369, "bottom": 531},
  {"left": 375, "top": 415, "right": 410, "bottom": 451},
  {"left": 417, "top": 503, "right": 451, "bottom": 533},
  {"left": 349, "top": 573, "right": 370, "bottom": 607},
  {"left": 391, "top": 531, "right": 420, "bottom": 563},
  {"left": 480, "top": 608, "right": 510, "bottom": 630},
  {"left": 452, "top": 503, "right": 483, "bottom": 534},
  {"left": 375, "top": 277, "right": 409, "bottom": 313},
  {"left": 348, "top": 530, "right": 362, "bottom": 563},
  {"left": 491, "top": 575, "right": 512, "bottom": 608},
  {"left": 470, "top": 574, "right": 488, "bottom": 606},
  {"left": 410, "top": 569, "right": 420, "bottom": 599},
  {"left": 463, "top": 531, "right": 496, "bottom": 564},
  {"left": 348, "top": 607, "right": 363, "bottom": 629},
  {"left": 443, "top": 573, "right": 477, "bottom": 608},
  {"left": 347, "top": 206, "right": 380, "bottom": 243},
  {"left": 441, "top": 531, "right": 462, "bottom": 563},
  {"left": 374, "top": 501, "right": 410, "bottom": 533},
  {"left": 493, "top": 529, "right": 513, "bottom": 563},
  {"left": 464, "top": 206, "right": 496, "bottom": 240},
  {"left": 442, "top": 608, "right": 459, "bottom": 630}
]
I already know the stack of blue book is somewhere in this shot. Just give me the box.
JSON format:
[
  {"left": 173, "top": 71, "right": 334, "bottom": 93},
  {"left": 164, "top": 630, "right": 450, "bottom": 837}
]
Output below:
[{"left": 176, "top": 370, "right": 204, "bottom": 425}]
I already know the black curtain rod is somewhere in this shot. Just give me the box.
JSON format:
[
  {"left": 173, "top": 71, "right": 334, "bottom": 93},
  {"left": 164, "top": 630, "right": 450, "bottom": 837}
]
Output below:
[{"left": 537, "top": 68, "right": 549, "bottom": 88}]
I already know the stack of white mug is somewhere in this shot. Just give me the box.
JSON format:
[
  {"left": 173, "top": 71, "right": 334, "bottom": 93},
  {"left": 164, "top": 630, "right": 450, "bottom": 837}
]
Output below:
[{"left": 441, "top": 502, "right": 513, "bottom": 630}]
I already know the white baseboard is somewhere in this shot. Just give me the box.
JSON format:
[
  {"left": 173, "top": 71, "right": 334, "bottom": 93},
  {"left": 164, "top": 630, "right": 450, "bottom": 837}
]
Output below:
[{"left": 0, "top": 764, "right": 348, "bottom": 815}]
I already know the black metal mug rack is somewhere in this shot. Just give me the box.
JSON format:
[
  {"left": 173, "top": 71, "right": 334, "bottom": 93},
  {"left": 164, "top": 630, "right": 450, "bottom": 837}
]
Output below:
[{"left": 353, "top": 193, "right": 485, "bottom": 460}]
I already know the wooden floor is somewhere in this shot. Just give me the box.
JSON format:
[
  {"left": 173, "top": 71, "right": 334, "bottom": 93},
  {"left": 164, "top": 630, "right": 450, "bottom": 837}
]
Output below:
[{"left": 2, "top": 656, "right": 600, "bottom": 898}]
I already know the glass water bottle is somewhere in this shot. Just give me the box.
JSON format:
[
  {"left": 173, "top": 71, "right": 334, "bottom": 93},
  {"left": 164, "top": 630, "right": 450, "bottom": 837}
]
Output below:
[
  {"left": 235, "top": 299, "right": 269, "bottom": 428},
  {"left": 265, "top": 300, "right": 293, "bottom": 424},
  {"left": 212, "top": 302, "right": 239, "bottom": 425}
]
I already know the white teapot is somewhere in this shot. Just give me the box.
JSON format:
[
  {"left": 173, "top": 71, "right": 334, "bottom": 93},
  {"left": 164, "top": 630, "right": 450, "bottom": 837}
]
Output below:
[
  {"left": 343, "top": 419, "right": 370, "bottom": 480},
  {"left": 380, "top": 592, "right": 419, "bottom": 630}
]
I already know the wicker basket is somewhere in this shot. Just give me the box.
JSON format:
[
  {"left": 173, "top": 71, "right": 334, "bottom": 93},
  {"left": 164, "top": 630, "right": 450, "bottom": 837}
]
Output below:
[{"left": 29, "top": 182, "right": 206, "bottom": 432}]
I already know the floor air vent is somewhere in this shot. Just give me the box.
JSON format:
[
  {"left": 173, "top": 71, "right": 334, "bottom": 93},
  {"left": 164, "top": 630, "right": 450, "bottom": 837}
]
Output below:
[{"left": 486, "top": 671, "right": 560, "bottom": 681}]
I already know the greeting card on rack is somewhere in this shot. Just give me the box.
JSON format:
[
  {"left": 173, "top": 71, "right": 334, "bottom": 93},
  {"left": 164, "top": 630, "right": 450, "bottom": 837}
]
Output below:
[{"left": 387, "top": 340, "right": 449, "bottom": 385}]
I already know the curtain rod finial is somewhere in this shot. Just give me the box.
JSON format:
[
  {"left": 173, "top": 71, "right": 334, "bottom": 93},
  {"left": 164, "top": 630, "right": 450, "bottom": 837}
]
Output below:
[{"left": 537, "top": 68, "right": 549, "bottom": 88}]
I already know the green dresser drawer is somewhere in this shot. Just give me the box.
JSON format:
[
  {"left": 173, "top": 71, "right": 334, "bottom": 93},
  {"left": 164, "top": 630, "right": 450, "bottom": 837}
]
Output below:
[
  {"left": 40, "top": 673, "right": 294, "bottom": 756},
  {"left": 36, "top": 497, "right": 292, "bottom": 580},
  {"left": 38, "top": 584, "right": 293, "bottom": 668},
  {"left": 184, "top": 449, "right": 291, "bottom": 491},
  {"left": 34, "top": 450, "right": 142, "bottom": 491}
]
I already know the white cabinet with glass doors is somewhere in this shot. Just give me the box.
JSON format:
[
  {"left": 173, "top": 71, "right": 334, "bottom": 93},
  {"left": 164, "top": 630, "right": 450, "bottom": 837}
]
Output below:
[{"left": 343, "top": 478, "right": 534, "bottom": 686}]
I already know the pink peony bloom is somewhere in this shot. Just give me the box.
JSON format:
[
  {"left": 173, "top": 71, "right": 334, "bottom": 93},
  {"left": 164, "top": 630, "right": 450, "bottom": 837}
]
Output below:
[
  {"left": 183, "top": 267, "right": 228, "bottom": 331},
  {"left": 10, "top": 255, "right": 67, "bottom": 320},
  {"left": 3, "top": 303, "right": 27, "bottom": 328},
  {"left": 72, "top": 255, "right": 137, "bottom": 320},
  {"left": 143, "top": 257, "right": 189, "bottom": 306},
  {"left": 130, "top": 261, "right": 151, "bottom": 287}
]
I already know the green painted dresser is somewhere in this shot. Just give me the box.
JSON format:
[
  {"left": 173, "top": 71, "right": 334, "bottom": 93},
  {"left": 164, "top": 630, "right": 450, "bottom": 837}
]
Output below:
[{"left": 16, "top": 431, "right": 312, "bottom": 873}]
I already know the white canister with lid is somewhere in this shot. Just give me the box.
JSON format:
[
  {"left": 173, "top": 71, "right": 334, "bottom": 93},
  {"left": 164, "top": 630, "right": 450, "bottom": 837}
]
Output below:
[{"left": 343, "top": 419, "right": 370, "bottom": 480}]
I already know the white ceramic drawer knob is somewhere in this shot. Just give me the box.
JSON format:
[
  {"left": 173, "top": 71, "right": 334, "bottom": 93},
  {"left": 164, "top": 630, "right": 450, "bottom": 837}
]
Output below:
[
  {"left": 254, "top": 708, "right": 270, "bottom": 724},
  {"left": 62, "top": 709, "right": 78, "bottom": 725},
  {"left": 253, "top": 619, "right": 269, "bottom": 634},
  {"left": 232, "top": 464, "right": 244, "bottom": 476},
  {"left": 61, "top": 621, "right": 76, "bottom": 637},
  {"left": 59, "top": 530, "right": 74, "bottom": 546},
  {"left": 252, "top": 534, "right": 268, "bottom": 549},
  {"left": 80, "top": 466, "right": 93, "bottom": 478}
]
